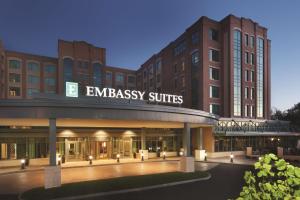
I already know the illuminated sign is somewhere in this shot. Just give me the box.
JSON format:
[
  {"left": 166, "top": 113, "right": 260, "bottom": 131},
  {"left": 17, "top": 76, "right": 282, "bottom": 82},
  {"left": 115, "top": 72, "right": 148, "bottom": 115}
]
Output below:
[
  {"left": 65, "top": 82, "right": 183, "bottom": 104},
  {"left": 66, "top": 82, "right": 78, "bottom": 97}
]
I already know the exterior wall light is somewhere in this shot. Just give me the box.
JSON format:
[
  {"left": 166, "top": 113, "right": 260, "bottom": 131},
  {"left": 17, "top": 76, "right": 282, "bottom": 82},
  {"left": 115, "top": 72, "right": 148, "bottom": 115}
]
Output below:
[
  {"left": 141, "top": 151, "right": 144, "bottom": 161},
  {"left": 89, "top": 155, "right": 93, "bottom": 165},
  {"left": 230, "top": 153, "right": 234, "bottom": 163},
  {"left": 179, "top": 151, "right": 184, "bottom": 156},
  {"left": 58, "top": 157, "right": 61, "bottom": 166},
  {"left": 163, "top": 151, "right": 166, "bottom": 160},
  {"left": 21, "top": 159, "right": 25, "bottom": 169},
  {"left": 117, "top": 154, "right": 120, "bottom": 163}
]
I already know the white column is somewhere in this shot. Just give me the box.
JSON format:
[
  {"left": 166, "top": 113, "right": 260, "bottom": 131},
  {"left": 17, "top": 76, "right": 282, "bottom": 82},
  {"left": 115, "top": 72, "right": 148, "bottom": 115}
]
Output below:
[
  {"left": 179, "top": 122, "right": 195, "bottom": 172},
  {"left": 49, "top": 118, "right": 56, "bottom": 166},
  {"left": 45, "top": 118, "right": 61, "bottom": 189},
  {"left": 183, "top": 122, "right": 191, "bottom": 156}
]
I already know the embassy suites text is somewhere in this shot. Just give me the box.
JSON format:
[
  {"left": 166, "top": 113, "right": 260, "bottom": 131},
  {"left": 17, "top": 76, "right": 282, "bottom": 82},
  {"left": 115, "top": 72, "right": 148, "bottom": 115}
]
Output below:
[{"left": 86, "top": 86, "right": 183, "bottom": 104}]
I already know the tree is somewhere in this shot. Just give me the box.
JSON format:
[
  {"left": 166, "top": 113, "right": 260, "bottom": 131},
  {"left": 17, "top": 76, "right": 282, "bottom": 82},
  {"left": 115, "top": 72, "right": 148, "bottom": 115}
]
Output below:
[{"left": 237, "top": 154, "right": 300, "bottom": 200}]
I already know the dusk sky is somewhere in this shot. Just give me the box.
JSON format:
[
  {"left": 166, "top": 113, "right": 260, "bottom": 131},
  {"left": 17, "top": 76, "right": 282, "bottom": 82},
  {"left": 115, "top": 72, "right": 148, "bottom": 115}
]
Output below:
[{"left": 0, "top": 0, "right": 299, "bottom": 111}]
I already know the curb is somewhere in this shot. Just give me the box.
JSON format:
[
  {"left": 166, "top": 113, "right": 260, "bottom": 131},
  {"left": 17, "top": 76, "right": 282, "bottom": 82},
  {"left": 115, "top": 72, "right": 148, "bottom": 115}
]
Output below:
[
  {"left": 19, "top": 173, "right": 211, "bottom": 200},
  {"left": 196, "top": 160, "right": 254, "bottom": 166}
]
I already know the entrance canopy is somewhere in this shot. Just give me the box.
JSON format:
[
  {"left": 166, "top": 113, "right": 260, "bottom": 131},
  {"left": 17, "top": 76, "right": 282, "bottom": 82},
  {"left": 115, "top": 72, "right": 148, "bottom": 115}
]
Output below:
[{"left": 0, "top": 98, "right": 217, "bottom": 128}]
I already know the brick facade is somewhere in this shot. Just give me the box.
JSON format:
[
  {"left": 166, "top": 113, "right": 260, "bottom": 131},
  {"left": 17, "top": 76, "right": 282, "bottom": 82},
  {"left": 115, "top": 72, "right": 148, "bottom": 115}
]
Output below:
[{"left": 0, "top": 14, "right": 271, "bottom": 119}]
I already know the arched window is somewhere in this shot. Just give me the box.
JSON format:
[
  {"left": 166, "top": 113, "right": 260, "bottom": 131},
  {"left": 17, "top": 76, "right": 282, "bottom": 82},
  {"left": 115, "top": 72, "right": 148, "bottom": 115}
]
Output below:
[
  {"left": 93, "top": 63, "right": 102, "bottom": 87},
  {"left": 9, "top": 60, "right": 21, "bottom": 70},
  {"left": 27, "top": 62, "right": 40, "bottom": 73},
  {"left": 63, "top": 58, "right": 73, "bottom": 82}
]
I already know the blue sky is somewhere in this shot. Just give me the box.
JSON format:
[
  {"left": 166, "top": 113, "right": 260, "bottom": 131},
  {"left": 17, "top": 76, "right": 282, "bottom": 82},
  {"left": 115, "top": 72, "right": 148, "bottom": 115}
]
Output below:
[{"left": 0, "top": 0, "right": 299, "bottom": 111}]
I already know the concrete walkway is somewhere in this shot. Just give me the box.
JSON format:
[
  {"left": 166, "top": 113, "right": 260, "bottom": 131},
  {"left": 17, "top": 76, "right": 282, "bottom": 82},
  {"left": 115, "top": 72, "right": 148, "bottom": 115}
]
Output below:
[
  {"left": 0, "top": 157, "right": 180, "bottom": 175},
  {"left": 0, "top": 161, "right": 179, "bottom": 195}
]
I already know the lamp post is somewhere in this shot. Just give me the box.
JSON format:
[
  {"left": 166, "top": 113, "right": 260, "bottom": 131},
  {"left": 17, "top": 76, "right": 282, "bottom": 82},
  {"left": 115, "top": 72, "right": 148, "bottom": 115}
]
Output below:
[
  {"left": 230, "top": 153, "right": 234, "bottom": 163},
  {"left": 117, "top": 154, "right": 120, "bottom": 163},
  {"left": 89, "top": 155, "right": 93, "bottom": 165},
  {"left": 163, "top": 151, "right": 166, "bottom": 160},
  {"left": 21, "top": 159, "right": 25, "bottom": 169},
  {"left": 58, "top": 157, "right": 61, "bottom": 166},
  {"left": 141, "top": 151, "right": 144, "bottom": 161}
]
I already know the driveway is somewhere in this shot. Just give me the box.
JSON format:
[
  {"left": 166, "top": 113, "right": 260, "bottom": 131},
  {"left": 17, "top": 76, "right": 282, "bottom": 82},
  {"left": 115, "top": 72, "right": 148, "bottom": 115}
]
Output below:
[
  {"left": 85, "top": 163, "right": 252, "bottom": 200},
  {"left": 0, "top": 161, "right": 250, "bottom": 200}
]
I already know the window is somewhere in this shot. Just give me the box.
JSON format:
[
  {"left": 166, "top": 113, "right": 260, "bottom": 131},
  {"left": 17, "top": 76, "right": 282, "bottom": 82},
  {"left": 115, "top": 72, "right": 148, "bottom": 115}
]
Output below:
[
  {"left": 143, "top": 70, "right": 147, "bottom": 78},
  {"left": 251, "top": 71, "right": 255, "bottom": 82},
  {"left": 106, "top": 72, "right": 112, "bottom": 81},
  {"left": 28, "top": 75, "right": 40, "bottom": 84},
  {"left": 155, "top": 60, "right": 162, "bottom": 72},
  {"left": 9, "top": 73, "right": 21, "bottom": 83},
  {"left": 250, "top": 36, "right": 255, "bottom": 48},
  {"left": 149, "top": 65, "right": 154, "bottom": 76},
  {"left": 245, "top": 105, "right": 248, "bottom": 117},
  {"left": 63, "top": 58, "right": 73, "bottom": 83},
  {"left": 116, "top": 73, "right": 124, "bottom": 83},
  {"left": 210, "top": 104, "right": 220, "bottom": 115},
  {"left": 174, "top": 78, "right": 177, "bottom": 89},
  {"left": 93, "top": 63, "right": 102, "bottom": 87},
  {"left": 149, "top": 78, "right": 153, "bottom": 87},
  {"left": 210, "top": 85, "right": 219, "bottom": 98},
  {"left": 250, "top": 53, "right": 255, "bottom": 65},
  {"left": 209, "top": 28, "right": 218, "bottom": 41},
  {"left": 191, "top": 51, "right": 199, "bottom": 64},
  {"left": 233, "top": 30, "right": 242, "bottom": 116},
  {"left": 249, "top": 105, "right": 253, "bottom": 117},
  {"left": 209, "top": 67, "right": 219, "bottom": 80},
  {"left": 257, "top": 38, "right": 264, "bottom": 117},
  {"left": 9, "top": 87, "right": 20, "bottom": 96},
  {"left": 245, "top": 70, "right": 249, "bottom": 82},
  {"left": 128, "top": 75, "right": 136, "bottom": 84},
  {"left": 245, "top": 87, "right": 249, "bottom": 99},
  {"left": 157, "top": 74, "right": 161, "bottom": 83},
  {"left": 192, "top": 32, "right": 199, "bottom": 44},
  {"left": 44, "top": 65, "right": 56, "bottom": 74},
  {"left": 27, "top": 62, "right": 40, "bottom": 72},
  {"left": 44, "top": 78, "right": 56, "bottom": 86},
  {"left": 173, "top": 64, "right": 177, "bottom": 73},
  {"left": 251, "top": 87, "right": 255, "bottom": 100},
  {"left": 174, "top": 40, "right": 186, "bottom": 56},
  {"left": 209, "top": 49, "right": 219, "bottom": 62},
  {"left": 181, "top": 60, "right": 185, "bottom": 71},
  {"left": 9, "top": 60, "right": 21, "bottom": 70},
  {"left": 27, "top": 88, "right": 40, "bottom": 96},
  {"left": 245, "top": 52, "right": 249, "bottom": 64},
  {"left": 182, "top": 76, "right": 185, "bottom": 87},
  {"left": 245, "top": 34, "right": 249, "bottom": 46}
]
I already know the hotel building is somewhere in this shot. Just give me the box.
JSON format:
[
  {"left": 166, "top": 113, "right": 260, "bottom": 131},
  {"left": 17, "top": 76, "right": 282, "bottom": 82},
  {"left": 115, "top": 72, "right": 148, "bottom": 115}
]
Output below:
[{"left": 0, "top": 15, "right": 298, "bottom": 166}]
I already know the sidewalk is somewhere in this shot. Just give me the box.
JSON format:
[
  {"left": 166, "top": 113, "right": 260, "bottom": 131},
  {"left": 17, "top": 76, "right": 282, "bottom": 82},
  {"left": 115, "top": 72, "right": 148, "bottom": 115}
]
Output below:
[{"left": 0, "top": 157, "right": 180, "bottom": 175}]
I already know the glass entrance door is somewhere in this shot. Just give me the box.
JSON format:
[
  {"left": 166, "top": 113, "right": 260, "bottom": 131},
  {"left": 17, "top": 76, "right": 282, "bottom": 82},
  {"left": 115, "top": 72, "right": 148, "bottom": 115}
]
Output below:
[
  {"left": 65, "top": 140, "right": 85, "bottom": 161},
  {"left": 112, "top": 137, "right": 132, "bottom": 158},
  {"left": 97, "top": 141, "right": 108, "bottom": 159},
  {"left": 0, "top": 143, "right": 16, "bottom": 160}
]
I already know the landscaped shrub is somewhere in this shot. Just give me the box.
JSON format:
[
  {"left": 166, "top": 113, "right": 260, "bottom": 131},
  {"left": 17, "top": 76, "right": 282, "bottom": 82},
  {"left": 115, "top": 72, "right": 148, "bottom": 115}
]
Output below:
[{"left": 237, "top": 154, "right": 300, "bottom": 200}]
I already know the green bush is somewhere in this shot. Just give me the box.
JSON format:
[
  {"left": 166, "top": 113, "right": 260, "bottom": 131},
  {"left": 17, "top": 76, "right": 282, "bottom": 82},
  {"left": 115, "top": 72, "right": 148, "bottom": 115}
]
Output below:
[{"left": 237, "top": 154, "right": 300, "bottom": 200}]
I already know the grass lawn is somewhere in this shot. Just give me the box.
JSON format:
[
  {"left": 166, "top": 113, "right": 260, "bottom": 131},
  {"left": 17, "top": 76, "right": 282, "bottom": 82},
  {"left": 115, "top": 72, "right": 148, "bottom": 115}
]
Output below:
[{"left": 21, "top": 171, "right": 209, "bottom": 200}]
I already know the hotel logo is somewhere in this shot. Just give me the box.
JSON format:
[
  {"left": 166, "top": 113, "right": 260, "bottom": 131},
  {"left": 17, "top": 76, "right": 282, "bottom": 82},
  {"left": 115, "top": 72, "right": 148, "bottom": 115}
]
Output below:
[{"left": 66, "top": 82, "right": 78, "bottom": 97}]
